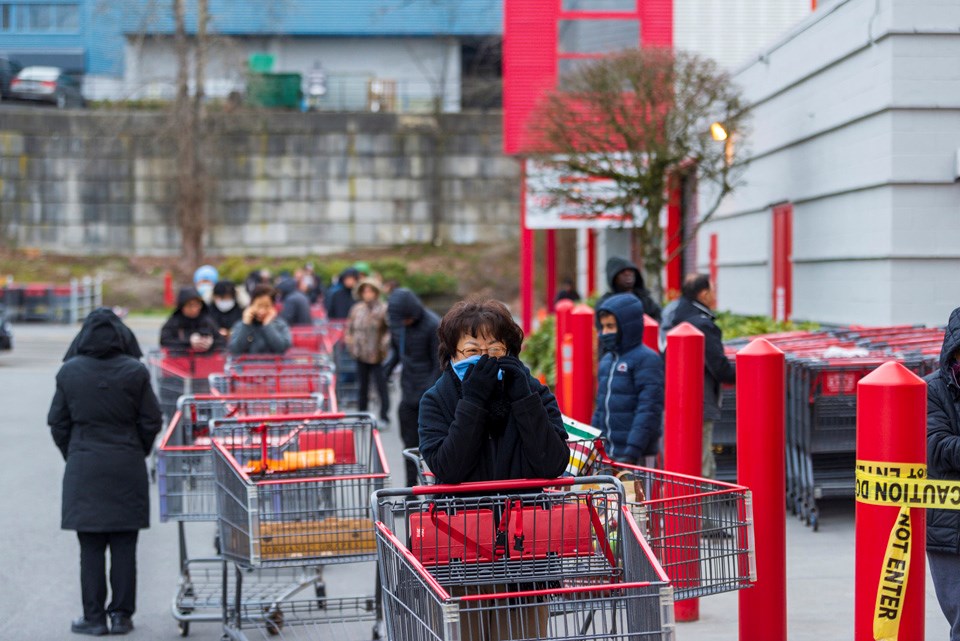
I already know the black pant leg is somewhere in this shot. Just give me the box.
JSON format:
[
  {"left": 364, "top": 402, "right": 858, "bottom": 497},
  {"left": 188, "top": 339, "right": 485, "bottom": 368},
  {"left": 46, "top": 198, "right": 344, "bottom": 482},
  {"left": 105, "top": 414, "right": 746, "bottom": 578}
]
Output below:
[
  {"left": 356, "top": 361, "right": 371, "bottom": 412},
  {"left": 372, "top": 363, "right": 390, "bottom": 421},
  {"left": 77, "top": 532, "right": 108, "bottom": 623},
  {"left": 398, "top": 400, "right": 420, "bottom": 487},
  {"left": 106, "top": 531, "right": 139, "bottom": 618}
]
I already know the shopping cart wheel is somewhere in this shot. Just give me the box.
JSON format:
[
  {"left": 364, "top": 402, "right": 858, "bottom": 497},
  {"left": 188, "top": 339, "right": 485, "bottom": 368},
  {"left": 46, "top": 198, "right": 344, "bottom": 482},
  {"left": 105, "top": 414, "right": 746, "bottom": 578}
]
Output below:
[
  {"left": 177, "top": 620, "right": 190, "bottom": 637},
  {"left": 315, "top": 583, "right": 327, "bottom": 609}
]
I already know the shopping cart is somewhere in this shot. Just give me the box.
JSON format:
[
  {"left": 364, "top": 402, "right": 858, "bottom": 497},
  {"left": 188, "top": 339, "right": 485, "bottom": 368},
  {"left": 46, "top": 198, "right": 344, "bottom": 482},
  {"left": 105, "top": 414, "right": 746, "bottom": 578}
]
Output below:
[
  {"left": 156, "top": 394, "right": 326, "bottom": 636},
  {"left": 290, "top": 321, "right": 345, "bottom": 354},
  {"left": 211, "top": 413, "right": 388, "bottom": 640},
  {"left": 147, "top": 349, "right": 228, "bottom": 421},
  {"left": 584, "top": 441, "right": 755, "bottom": 601},
  {"left": 225, "top": 353, "right": 333, "bottom": 375},
  {"left": 209, "top": 371, "right": 338, "bottom": 411},
  {"left": 373, "top": 476, "right": 676, "bottom": 641}
]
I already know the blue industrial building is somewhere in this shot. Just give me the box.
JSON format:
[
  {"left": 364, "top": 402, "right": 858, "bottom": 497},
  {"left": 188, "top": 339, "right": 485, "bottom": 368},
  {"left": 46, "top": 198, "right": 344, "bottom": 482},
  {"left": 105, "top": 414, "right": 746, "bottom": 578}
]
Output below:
[{"left": 0, "top": 0, "right": 503, "bottom": 109}]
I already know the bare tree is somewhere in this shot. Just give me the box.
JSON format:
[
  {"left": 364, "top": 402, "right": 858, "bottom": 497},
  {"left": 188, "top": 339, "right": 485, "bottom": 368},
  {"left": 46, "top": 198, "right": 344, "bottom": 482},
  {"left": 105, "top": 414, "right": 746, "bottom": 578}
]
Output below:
[{"left": 529, "top": 48, "right": 749, "bottom": 296}]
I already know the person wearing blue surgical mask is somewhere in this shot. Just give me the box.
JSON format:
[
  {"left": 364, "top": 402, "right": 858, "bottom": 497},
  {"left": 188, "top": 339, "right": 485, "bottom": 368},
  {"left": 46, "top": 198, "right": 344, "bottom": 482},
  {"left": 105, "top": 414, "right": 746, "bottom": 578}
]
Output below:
[{"left": 418, "top": 297, "right": 569, "bottom": 485}]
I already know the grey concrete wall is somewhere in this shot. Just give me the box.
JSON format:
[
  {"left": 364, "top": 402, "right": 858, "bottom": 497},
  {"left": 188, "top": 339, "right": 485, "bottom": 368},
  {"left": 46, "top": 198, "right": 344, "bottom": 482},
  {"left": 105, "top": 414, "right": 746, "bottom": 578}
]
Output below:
[
  {"left": 0, "top": 110, "right": 519, "bottom": 256},
  {"left": 697, "top": 0, "right": 960, "bottom": 327}
]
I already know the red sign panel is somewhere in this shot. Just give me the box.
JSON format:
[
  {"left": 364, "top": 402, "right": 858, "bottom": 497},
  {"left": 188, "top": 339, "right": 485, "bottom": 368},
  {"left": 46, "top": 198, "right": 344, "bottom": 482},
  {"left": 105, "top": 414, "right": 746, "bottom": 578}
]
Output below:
[{"left": 503, "top": 0, "right": 674, "bottom": 155}]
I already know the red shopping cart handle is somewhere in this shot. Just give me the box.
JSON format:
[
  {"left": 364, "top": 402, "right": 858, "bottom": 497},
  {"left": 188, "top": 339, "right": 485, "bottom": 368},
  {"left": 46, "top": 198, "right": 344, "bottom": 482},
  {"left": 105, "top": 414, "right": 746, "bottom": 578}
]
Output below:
[
  {"left": 404, "top": 475, "right": 612, "bottom": 496},
  {"left": 213, "top": 412, "right": 347, "bottom": 423},
  {"left": 187, "top": 393, "right": 319, "bottom": 401}
]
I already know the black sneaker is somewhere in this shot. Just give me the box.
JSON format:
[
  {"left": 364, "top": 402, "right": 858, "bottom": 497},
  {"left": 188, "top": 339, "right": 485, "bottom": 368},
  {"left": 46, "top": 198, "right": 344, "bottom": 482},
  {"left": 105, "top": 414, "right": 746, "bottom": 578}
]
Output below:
[
  {"left": 108, "top": 614, "right": 134, "bottom": 635},
  {"left": 71, "top": 617, "right": 108, "bottom": 636}
]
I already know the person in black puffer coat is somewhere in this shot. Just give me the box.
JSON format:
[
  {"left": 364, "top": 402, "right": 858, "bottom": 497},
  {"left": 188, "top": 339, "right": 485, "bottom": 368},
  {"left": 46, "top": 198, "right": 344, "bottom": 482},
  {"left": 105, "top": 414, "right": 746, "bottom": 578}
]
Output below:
[
  {"left": 597, "top": 256, "right": 662, "bottom": 323},
  {"left": 276, "top": 276, "right": 313, "bottom": 327},
  {"left": 592, "top": 293, "right": 664, "bottom": 465},
  {"left": 159, "top": 286, "right": 224, "bottom": 352},
  {"left": 383, "top": 287, "right": 441, "bottom": 486},
  {"left": 926, "top": 306, "right": 960, "bottom": 640},
  {"left": 325, "top": 268, "right": 360, "bottom": 320},
  {"left": 48, "top": 308, "right": 162, "bottom": 636},
  {"left": 418, "top": 296, "right": 569, "bottom": 484}
]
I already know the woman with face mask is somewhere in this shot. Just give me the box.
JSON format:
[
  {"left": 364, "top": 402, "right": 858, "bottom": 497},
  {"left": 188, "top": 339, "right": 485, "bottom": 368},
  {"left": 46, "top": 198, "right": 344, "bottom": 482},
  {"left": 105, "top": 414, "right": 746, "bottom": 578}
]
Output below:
[
  {"left": 209, "top": 280, "right": 244, "bottom": 338},
  {"left": 417, "top": 296, "right": 569, "bottom": 485}
]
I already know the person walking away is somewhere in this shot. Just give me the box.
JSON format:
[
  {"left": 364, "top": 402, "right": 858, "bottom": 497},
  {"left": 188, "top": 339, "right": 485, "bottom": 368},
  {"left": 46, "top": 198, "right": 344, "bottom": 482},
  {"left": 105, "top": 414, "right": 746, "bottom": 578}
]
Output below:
[
  {"left": 325, "top": 268, "right": 360, "bottom": 320},
  {"left": 598, "top": 256, "right": 662, "bottom": 323},
  {"left": 926, "top": 305, "right": 960, "bottom": 640},
  {"left": 418, "top": 297, "right": 569, "bottom": 641},
  {"left": 276, "top": 275, "right": 313, "bottom": 327},
  {"left": 228, "top": 284, "right": 292, "bottom": 355},
  {"left": 48, "top": 308, "right": 162, "bottom": 636},
  {"left": 383, "top": 287, "right": 441, "bottom": 486},
  {"left": 658, "top": 273, "right": 735, "bottom": 478},
  {"left": 209, "top": 280, "right": 244, "bottom": 339},
  {"left": 345, "top": 279, "right": 392, "bottom": 427},
  {"left": 592, "top": 293, "right": 664, "bottom": 466},
  {"left": 159, "top": 287, "right": 224, "bottom": 353}
]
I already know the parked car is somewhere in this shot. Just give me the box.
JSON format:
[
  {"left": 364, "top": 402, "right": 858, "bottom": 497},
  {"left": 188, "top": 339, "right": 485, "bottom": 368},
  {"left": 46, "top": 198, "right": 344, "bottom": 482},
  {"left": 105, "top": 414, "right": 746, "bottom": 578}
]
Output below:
[
  {"left": 10, "top": 66, "right": 85, "bottom": 109},
  {"left": 0, "top": 306, "right": 12, "bottom": 351},
  {"left": 0, "top": 57, "right": 23, "bottom": 100}
]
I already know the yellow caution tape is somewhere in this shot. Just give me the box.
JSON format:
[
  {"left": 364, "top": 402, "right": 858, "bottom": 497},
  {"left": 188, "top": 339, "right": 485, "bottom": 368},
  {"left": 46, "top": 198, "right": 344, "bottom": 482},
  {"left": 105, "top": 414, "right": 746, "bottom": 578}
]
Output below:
[{"left": 854, "top": 460, "right": 956, "bottom": 641}]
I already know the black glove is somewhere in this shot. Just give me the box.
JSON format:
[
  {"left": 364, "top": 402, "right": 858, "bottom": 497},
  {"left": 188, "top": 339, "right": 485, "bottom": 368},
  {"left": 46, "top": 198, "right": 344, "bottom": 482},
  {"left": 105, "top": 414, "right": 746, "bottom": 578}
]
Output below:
[
  {"left": 461, "top": 355, "right": 501, "bottom": 405},
  {"left": 497, "top": 355, "right": 532, "bottom": 401}
]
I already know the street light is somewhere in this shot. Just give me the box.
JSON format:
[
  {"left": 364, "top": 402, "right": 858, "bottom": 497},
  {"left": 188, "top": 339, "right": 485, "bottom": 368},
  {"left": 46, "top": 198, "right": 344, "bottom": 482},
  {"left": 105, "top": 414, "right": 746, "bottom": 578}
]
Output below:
[{"left": 710, "top": 122, "right": 728, "bottom": 141}]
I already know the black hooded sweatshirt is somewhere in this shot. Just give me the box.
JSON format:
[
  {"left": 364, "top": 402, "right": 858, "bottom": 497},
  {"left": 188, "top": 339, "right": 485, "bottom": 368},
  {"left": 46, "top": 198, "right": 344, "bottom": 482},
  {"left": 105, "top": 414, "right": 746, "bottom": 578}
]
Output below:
[
  {"left": 597, "top": 257, "right": 662, "bottom": 323},
  {"left": 48, "top": 308, "right": 162, "bottom": 531},
  {"left": 926, "top": 307, "right": 960, "bottom": 553},
  {"left": 159, "top": 286, "right": 225, "bottom": 351},
  {"left": 383, "top": 288, "right": 441, "bottom": 403}
]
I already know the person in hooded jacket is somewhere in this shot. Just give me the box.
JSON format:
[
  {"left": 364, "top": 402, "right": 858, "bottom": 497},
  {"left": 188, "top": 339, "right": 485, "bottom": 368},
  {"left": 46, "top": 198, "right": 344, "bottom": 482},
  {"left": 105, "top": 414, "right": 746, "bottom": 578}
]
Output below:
[
  {"left": 276, "top": 275, "right": 313, "bottom": 327},
  {"left": 209, "top": 280, "right": 244, "bottom": 338},
  {"left": 383, "top": 287, "right": 441, "bottom": 485},
  {"left": 48, "top": 308, "right": 162, "bottom": 636},
  {"left": 325, "top": 268, "right": 360, "bottom": 320},
  {"left": 926, "top": 306, "right": 960, "bottom": 639},
  {"left": 592, "top": 293, "right": 664, "bottom": 465},
  {"left": 658, "top": 274, "right": 735, "bottom": 478},
  {"left": 598, "top": 256, "right": 662, "bottom": 323},
  {"left": 419, "top": 297, "right": 569, "bottom": 485},
  {"left": 159, "top": 287, "right": 224, "bottom": 353}
]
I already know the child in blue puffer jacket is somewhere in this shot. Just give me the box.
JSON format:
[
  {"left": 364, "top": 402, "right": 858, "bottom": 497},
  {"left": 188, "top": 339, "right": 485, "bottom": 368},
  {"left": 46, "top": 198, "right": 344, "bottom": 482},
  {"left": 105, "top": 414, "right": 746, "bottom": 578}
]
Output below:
[{"left": 592, "top": 293, "right": 665, "bottom": 465}]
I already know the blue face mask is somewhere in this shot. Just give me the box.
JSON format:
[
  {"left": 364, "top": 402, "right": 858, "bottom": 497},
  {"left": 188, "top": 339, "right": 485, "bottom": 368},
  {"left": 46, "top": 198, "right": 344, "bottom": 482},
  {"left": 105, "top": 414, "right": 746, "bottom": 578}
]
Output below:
[
  {"left": 599, "top": 333, "right": 619, "bottom": 352},
  {"left": 452, "top": 354, "right": 504, "bottom": 381}
]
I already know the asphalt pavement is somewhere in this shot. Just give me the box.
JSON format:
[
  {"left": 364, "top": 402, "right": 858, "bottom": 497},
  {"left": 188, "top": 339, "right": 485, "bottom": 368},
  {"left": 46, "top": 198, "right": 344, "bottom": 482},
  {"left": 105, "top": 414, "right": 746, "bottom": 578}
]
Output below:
[{"left": 0, "top": 317, "right": 950, "bottom": 640}]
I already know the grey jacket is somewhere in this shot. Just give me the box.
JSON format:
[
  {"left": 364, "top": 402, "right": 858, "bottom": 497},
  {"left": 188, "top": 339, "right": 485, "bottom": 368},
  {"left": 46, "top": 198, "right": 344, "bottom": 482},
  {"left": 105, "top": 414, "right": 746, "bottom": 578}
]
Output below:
[{"left": 228, "top": 318, "right": 292, "bottom": 355}]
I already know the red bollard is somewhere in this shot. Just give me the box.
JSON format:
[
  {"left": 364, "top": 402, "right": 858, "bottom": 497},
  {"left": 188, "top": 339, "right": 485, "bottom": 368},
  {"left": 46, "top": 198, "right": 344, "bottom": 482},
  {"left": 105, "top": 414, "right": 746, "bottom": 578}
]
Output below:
[
  {"left": 554, "top": 300, "right": 575, "bottom": 413},
  {"left": 663, "top": 322, "right": 705, "bottom": 622},
  {"left": 643, "top": 313, "right": 659, "bottom": 354},
  {"left": 737, "top": 338, "right": 786, "bottom": 641},
  {"left": 568, "top": 304, "right": 596, "bottom": 424},
  {"left": 163, "top": 270, "right": 174, "bottom": 308},
  {"left": 855, "top": 362, "right": 926, "bottom": 641}
]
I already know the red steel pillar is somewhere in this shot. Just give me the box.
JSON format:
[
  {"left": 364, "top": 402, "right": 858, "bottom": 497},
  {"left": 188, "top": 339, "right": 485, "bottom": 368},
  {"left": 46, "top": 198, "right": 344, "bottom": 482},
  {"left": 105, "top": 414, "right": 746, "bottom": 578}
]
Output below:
[
  {"left": 568, "top": 304, "right": 596, "bottom": 424},
  {"left": 643, "top": 314, "right": 659, "bottom": 354},
  {"left": 855, "top": 362, "right": 926, "bottom": 641},
  {"left": 737, "top": 338, "right": 786, "bottom": 641},
  {"left": 554, "top": 300, "right": 575, "bottom": 414},
  {"left": 163, "top": 270, "right": 174, "bottom": 308},
  {"left": 663, "top": 322, "right": 704, "bottom": 622},
  {"left": 546, "top": 229, "right": 557, "bottom": 312},
  {"left": 587, "top": 229, "right": 597, "bottom": 296}
]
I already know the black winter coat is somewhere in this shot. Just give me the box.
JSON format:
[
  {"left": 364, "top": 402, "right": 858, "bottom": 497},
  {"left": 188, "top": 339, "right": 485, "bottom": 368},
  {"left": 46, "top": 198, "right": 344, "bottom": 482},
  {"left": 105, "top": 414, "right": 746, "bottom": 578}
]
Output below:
[
  {"left": 419, "top": 367, "right": 569, "bottom": 484},
  {"left": 209, "top": 303, "right": 243, "bottom": 333},
  {"left": 325, "top": 286, "right": 356, "bottom": 320},
  {"left": 384, "top": 288, "right": 441, "bottom": 403},
  {"left": 660, "top": 296, "right": 735, "bottom": 421},
  {"left": 277, "top": 279, "right": 314, "bottom": 327},
  {"left": 160, "top": 287, "right": 225, "bottom": 351},
  {"left": 592, "top": 294, "right": 664, "bottom": 461},
  {"left": 48, "top": 309, "right": 162, "bottom": 532},
  {"left": 597, "top": 257, "right": 662, "bottom": 323},
  {"left": 926, "top": 307, "right": 960, "bottom": 554}
]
